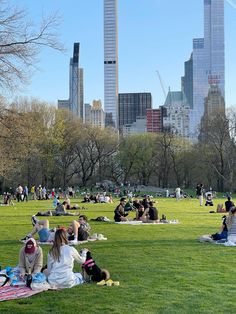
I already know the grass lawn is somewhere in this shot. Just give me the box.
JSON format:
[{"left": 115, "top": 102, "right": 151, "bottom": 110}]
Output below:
[{"left": 0, "top": 197, "right": 235, "bottom": 313}]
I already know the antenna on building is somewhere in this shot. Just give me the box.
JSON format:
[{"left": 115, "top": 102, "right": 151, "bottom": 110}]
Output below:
[{"left": 156, "top": 70, "right": 167, "bottom": 101}]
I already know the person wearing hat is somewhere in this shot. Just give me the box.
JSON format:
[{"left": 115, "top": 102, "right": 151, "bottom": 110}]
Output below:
[
  {"left": 18, "top": 238, "right": 43, "bottom": 279},
  {"left": 114, "top": 198, "right": 129, "bottom": 222}
]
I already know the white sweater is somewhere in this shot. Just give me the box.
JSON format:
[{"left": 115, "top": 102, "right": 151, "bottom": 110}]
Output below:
[{"left": 47, "top": 245, "right": 85, "bottom": 289}]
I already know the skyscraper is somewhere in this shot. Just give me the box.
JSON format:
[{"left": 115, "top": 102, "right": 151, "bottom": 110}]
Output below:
[
  {"left": 58, "top": 43, "right": 84, "bottom": 120},
  {"left": 189, "top": 0, "right": 225, "bottom": 137},
  {"left": 104, "top": 0, "right": 118, "bottom": 128},
  {"left": 69, "top": 43, "right": 84, "bottom": 118}
]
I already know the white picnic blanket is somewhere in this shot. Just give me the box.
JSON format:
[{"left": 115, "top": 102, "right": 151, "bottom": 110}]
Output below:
[{"left": 115, "top": 220, "right": 179, "bottom": 225}]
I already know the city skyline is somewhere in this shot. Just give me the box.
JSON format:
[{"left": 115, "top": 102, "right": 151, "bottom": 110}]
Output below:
[{"left": 8, "top": 0, "right": 236, "bottom": 109}]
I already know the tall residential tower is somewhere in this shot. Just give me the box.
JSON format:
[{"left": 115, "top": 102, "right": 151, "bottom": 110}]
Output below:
[
  {"left": 189, "top": 0, "right": 225, "bottom": 137},
  {"left": 58, "top": 43, "right": 84, "bottom": 120},
  {"left": 104, "top": 0, "right": 118, "bottom": 128}
]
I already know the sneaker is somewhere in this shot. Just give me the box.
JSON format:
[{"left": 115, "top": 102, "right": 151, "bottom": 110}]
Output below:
[
  {"left": 105, "top": 279, "right": 114, "bottom": 286},
  {"left": 89, "top": 233, "right": 98, "bottom": 240},
  {"left": 20, "top": 235, "right": 30, "bottom": 241},
  {"left": 31, "top": 215, "right": 38, "bottom": 226},
  {"left": 97, "top": 234, "right": 107, "bottom": 241},
  {"left": 97, "top": 279, "right": 106, "bottom": 286},
  {"left": 69, "top": 239, "right": 78, "bottom": 245}
]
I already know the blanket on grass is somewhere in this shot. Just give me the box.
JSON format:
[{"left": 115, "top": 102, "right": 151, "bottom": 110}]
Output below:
[
  {"left": 115, "top": 220, "right": 179, "bottom": 225},
  {"left": 198, "top": 235, "right": 236, "bottom": 246},
  {"left": 39, "top": 235, "right": 107, "bottom": 245},
  {"left": 0, "top": 285, "right": 41, "bottom": 302},
  {"left": 20, "top": 234, "right": 107, "bottom": 245}
]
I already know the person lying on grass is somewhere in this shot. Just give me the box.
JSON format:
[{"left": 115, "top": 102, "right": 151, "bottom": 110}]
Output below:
[
  {"left": 35, "top": 201, "right": 80, "bottom": 217},
  {"left": 21, "top": 215, "right": 91, "bottom": 244}
]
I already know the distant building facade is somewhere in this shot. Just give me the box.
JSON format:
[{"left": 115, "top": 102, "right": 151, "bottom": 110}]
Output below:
[
  {"left": 204, "top": 84, "right": 225, "bottom": 117},
  {"left": 118, "top": 92, "right": 152, "bottom": 133},
  {"left": 84, "top": 100, "right": 105, "bottom": 128},
  {"left": 121, "top": 118, "right": 147, "bottom": 136},
  {"left": 163, "top": 91, "right": 190, "bottom": 138},
  {"left": 58, "top": 99, "right": 69, "bottom": 110},
  {"left": 146, "top": 108, "right": 163, "bottom": 133}
]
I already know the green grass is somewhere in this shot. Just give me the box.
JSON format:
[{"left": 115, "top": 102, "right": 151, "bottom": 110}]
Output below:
[{"left": 0, "top": 197, "right": 235, "bottom": 313}]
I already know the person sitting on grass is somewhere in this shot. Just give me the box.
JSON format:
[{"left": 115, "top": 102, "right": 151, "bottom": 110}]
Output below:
[
  {"left": 135, "top": 205, "right": 145, "bottom": 221},
  {"left": 114, "top": 198, "right": 129, "bottom": 222},
  {"left": 225, "top": 196, "right": 234, "bottom": 212},
  {"left": 67, "top": 215, "right": 91, "bottom": 244},
  {"left": 210, "top": 215, "right": 228, "bottom": 241},
  {"left": 216, "top": 203, "right": 225, "bottom": 213},
  {"left": 18, "top": 238, "right": 43, "bottom": 280},
  {"left": 226, "top": 206, "right": 236, "bottom": 243},
  {"left": 46, "top": 229, "right": 86, "bottom": 289},
  {"left": 140, "top": 201, "right": 159, "bottom": 223}
]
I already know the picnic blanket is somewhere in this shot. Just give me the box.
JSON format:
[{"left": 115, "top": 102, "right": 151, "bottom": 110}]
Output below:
[
  {"left": 115, "top": 220, "right": 180, "bottom": 225},
  {"left": 198, "top": 235, "right": 236, "bottom": 246},
  {"left": 37, "top": 234, "right": 107, "bottom": 245},
  {"left": 0, "top": 285, "right": 41, "bottom": 302}
]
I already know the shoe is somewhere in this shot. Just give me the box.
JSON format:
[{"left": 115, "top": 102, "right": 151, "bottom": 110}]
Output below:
[
  {"left": 31, "top": 215, "right": 38, "bottom": 226},
  {"left": 105, "top": 279, "right": 114, "bottom": 286},
  {"left": 97, "top": 279, "right": 106, "bottom": 286},
  {"left": 20, "top": 235, "right": 30, "bottom": 241},
  {"left": 113, "top": 281, "right": 120, "bottom": 286},
  {"left": 69, "top": 239, "right": 78, "bottom": 245},
  {"left": 97, "top": 234, "right": 107, "bottom": 241},
  {"left": 90, "top": 233, "right": 98, "bottom": 240}
]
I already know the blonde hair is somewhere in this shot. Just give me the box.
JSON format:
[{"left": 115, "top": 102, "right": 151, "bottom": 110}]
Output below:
[
  {"left": 226, "top": 206, "right": 236, "bottom": 228},
  {"left": 49, "top": 229, "right": 68, "bottom": 262}
]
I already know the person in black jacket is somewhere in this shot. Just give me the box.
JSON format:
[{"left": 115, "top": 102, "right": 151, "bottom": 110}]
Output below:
[{"left": 114, "top": 198, "right": 128, "bottom": 222}]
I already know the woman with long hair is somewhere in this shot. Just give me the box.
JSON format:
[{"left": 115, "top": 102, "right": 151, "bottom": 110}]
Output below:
[
  {"left": 47, "top": 229, "right": 86, "bottom": 289},
  {"left": 226, "top": 206, "right": 236, "bottom": 243}
]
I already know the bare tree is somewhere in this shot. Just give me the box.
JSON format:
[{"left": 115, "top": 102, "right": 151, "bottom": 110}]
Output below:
[{"left": 0, "top": 0, "right": 65, "bottom": 90}]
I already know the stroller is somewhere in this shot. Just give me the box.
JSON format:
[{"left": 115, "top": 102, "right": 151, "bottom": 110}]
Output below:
[{"left": 205, "top": 192, "right": 213, "bottom": 206}]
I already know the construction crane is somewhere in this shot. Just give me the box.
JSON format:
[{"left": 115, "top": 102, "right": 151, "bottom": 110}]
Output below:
[{"left": 156, "top": 70, "right": 167, "bottom": 100}]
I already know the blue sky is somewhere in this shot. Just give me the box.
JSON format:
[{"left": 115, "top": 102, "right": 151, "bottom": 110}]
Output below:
[{"left": 9, "top": 0, "right": 236, "bottom": 108}]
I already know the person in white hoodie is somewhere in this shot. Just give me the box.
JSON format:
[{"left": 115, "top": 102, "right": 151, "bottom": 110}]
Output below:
[{"left": 46, "top": 228, "right": 86, "bottom": 289}]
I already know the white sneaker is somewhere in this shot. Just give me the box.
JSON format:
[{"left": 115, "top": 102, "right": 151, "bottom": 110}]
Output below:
[
  {"left": 97, "top": 234, "right": 107, "bottom": 241},
  {"left": 70, "top": 239, "right": 79, "bottom": 245}
]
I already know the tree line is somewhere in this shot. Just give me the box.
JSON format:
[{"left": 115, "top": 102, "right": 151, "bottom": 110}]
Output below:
[{"left": 1, "top": 98, "right": 236, "bottom": 192}]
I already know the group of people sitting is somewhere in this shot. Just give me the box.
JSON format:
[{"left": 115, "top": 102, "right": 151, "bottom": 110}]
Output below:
[
  {"left": 215, "top": 197, "right": 235, "bottom": 213},
  {"left": 19, "top": 228, "right": 86, "bottom": 290},
  {"left": 114, "top": 195, "right": 159, "bottom": 223},
  {"left": 82, "top": 193, "right": 113, "bottom": 204}
]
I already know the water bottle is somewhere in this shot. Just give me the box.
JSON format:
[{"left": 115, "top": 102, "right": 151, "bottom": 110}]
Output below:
[{"left": 26, "top": 274, "right": 32, "bottom": 287}]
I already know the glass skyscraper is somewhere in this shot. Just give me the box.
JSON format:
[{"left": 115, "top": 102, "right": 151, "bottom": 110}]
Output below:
[
  {"left": 104, "top": 0, "right": 118, "bottom": 128},
  {"left": 190, "top": 0, "right": 225, "bottom": 137},
  {"left": 69, "top": 43, "right": 84, "bottom": 118}
]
